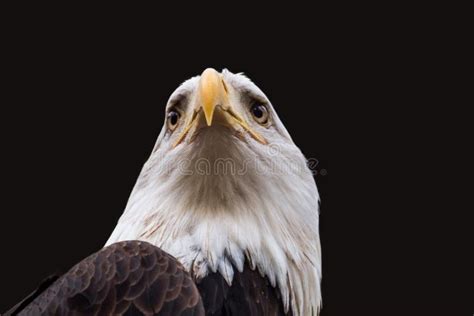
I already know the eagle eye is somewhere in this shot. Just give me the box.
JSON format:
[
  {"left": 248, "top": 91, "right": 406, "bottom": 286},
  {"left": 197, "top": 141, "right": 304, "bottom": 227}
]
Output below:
[
  {"left": 167, "top": 110, "right": 180, "bottom": 131},
  {"left": 250, "top": 103, "right": 269, "bottom": 125}
]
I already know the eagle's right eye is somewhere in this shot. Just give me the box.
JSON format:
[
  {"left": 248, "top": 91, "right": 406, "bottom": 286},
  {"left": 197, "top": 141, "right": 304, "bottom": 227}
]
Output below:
[
  {"left": 167, "top": 110, "right": 180, "bottom": 131},
  {"left": 250, "top": 103, "right": 269, "bottom": 125}
]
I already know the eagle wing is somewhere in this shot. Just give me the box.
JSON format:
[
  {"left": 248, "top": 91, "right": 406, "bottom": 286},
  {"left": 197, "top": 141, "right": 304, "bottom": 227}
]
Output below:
[{"left": 5, "top": 241, "right": 204, "bottom": 316}]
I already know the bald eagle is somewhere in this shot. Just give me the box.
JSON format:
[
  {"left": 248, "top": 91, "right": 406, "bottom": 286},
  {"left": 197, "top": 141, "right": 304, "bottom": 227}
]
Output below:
[{"left": 5, "top": 69, "right": 321, "bottom": 316}]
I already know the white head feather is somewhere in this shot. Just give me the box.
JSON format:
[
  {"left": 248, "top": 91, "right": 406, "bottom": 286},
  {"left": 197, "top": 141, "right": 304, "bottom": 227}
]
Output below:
[{"left": 106, "top": 69, "right": 322, "bottom": 315}]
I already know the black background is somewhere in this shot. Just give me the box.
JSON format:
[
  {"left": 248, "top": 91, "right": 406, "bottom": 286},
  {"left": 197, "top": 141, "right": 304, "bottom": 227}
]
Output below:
[{"left": 0, "top": 17, "right": 471, "bottom": 316}]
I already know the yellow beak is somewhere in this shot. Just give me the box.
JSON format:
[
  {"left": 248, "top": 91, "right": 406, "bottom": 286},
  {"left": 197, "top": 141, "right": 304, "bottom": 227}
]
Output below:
[{"left": 199, "top": 68, "right": 227, "bottom": 126}]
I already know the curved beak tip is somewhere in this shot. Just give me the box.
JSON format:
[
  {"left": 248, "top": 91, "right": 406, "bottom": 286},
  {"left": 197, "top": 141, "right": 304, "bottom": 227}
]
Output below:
[
  {"left": 203, "top": 106, "right": 215, "bottom": 126},
  {"left": 199, "top": 68, "right": 223, "bottom": 126}
]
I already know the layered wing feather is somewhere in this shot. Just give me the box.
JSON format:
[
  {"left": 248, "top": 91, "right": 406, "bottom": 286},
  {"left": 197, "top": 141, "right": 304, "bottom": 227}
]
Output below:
[{"left": 6, "top": 241, "right": 204, "bottom": 316}]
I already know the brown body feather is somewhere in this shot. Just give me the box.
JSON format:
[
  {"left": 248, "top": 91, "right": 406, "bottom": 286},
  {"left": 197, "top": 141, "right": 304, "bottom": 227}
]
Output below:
[{"left": 196, "top": 261, "right": 290, "bottom": 316}]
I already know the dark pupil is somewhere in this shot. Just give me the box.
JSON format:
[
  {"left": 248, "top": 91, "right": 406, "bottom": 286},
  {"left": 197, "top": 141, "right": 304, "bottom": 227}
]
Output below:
[
  {"left": 169, "top": 112, "right": 179, "bottom": 125},
  {"left": 252, "top": 105, "right": 264, "bottom": 118}
]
